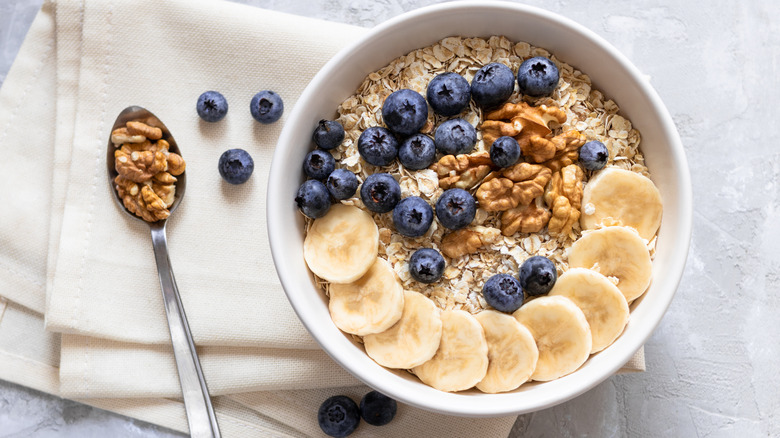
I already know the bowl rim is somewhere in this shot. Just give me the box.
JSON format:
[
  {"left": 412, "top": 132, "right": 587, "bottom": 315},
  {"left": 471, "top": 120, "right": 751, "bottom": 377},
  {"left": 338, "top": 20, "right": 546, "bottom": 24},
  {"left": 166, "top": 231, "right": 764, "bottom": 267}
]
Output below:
[{"left": 267, "top": 0, "right": 692, "bottom": 417}]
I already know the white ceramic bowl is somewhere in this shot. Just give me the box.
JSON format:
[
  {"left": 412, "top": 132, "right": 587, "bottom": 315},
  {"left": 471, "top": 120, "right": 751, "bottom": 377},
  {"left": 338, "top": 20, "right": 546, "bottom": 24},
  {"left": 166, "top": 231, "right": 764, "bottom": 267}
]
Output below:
[{"left": 267, "top": 1, "right": 692, "bottom": 417}]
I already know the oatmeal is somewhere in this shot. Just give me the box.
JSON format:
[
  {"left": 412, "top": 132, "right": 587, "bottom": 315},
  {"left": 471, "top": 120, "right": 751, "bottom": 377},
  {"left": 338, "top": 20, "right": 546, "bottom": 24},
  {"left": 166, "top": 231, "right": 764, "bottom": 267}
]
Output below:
[
  {"left": 298, "top": 35, "right": 663, "bottom": 393},
  {"left": 323, "top": 36, "right": 648, "bottom": 312}
]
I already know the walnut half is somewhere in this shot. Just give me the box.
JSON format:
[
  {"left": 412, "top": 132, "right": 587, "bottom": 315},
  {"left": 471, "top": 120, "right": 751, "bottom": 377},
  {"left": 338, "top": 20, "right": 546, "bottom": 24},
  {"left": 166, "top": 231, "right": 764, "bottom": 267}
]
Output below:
[
  {"left": 544, "top": 164, "right": 584, "bottom": 236},
  {"left": 475, "top": 162, "right": 551, "bottom": 212},
  {"left": 430, "top": 151, "right": 494, "bottom": 190}
]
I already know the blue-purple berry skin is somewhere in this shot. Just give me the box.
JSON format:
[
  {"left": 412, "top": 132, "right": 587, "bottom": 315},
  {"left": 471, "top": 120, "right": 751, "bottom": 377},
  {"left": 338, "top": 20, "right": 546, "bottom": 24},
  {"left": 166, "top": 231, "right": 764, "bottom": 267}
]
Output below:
[
  {"left": 381, "top": 89, "right": 428, "bottom": 136},
  {"left": 197, "top": 91, "right": 228, "bottom": 122},
  {"left": 471, "top": 63, "right": 515, "bottom": 108},
  {"left": 250, "top": 90, "right": 283, "bottom": 123},
  {"left": 295, "top": 180, "right": 331, "bottom": 219},
  {"left": 313, "top": 120, "right": 345, "bottom": 150}
]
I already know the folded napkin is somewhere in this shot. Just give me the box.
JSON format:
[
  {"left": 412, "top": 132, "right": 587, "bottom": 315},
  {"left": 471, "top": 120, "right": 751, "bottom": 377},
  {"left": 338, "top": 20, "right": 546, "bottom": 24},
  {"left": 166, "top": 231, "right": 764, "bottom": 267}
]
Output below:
[{"left": 0, "top": 0, "right": 643, "bottom": 435}]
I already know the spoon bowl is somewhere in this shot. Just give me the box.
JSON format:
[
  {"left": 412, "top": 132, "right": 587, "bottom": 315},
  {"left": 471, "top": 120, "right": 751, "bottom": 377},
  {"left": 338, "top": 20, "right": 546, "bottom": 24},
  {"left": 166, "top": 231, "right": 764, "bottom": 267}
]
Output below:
[
  {"left": 107, "top": 106, "right": 186, "bottom": 223},
  {"left": 107, "top": 106, "right": 220, "bottom": 438}
]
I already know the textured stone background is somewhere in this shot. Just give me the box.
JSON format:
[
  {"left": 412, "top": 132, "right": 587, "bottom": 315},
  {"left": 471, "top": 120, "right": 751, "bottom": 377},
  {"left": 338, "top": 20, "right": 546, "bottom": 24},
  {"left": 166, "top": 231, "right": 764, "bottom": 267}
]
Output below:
[{"left": 2, "top": 0, "right": 779, "bottom": 436}]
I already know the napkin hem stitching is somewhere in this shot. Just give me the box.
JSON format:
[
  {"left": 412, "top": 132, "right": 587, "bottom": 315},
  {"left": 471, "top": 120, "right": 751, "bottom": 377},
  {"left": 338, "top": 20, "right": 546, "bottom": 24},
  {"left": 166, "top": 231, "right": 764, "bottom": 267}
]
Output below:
[{"left": 73, "top": 0, "right": 114, "bottom": 336}]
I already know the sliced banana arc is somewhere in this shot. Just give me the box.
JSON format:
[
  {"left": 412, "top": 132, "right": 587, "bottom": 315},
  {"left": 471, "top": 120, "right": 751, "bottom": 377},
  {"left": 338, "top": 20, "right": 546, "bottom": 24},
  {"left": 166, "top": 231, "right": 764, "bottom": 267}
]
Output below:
[
  {"left": 513, "top": 296, "right": 592, "bottom": 382},
  {"left": 412, "top": 310, "right": 488, "bottom": 392},
  {"left": 328, "top": 258, "right": 404, "bottom": 336},
  {"left": 580, "top": 167, "right": 663, "bottom": 240},
  {"left": 549, "top": 268, "right": 630, "bottom": 353},
  {"left": 303, "top": 204, "right": 379, "bottom": 284},
  {"left": 568, "top": 226, "right": 652, "bottom": 302},
  {"left": 475, "top": 310, "right": 539, "bottom": 393},
  {"left": 364, "top": 290, "right": 443, "bottom": 369}
]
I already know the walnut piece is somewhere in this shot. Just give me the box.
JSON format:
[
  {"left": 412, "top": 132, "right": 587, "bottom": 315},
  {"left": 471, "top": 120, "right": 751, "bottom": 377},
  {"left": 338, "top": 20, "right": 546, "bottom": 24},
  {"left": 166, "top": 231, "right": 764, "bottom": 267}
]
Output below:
[
  {"left": 500, "top": 200, "right": 552, "bottom": 236},
  {"left": 480, "top": 102, "right": 567, "bottom": 158},
  {"left": 540, "top": 130, "right": 587, "bottom": 171},
  {"left": 544, "top": 164, "right": 584, "bottom": 236},
  {"left": 475, "top": 162, "right": 551, "bottom": 212},
  {"left": 114, "top": 176, "right": 170, "bottom": 222},
  {"left": 111, "top": 127, "right": 146, "bottom": 144},
  {"left": 126, "top": 121, "right": 163, "bottom": 140},
  {"left": 115, "top": 148, "right": 167, "bottom": 183},
  {"left": 111, "top": 120, "right": 184, "bottom": 222},
  {"left": 430, "top": 151, "right": 493, "bottom": 190},
  {"left": 440, "top": 226, "right": 501, "bottom": 258}
]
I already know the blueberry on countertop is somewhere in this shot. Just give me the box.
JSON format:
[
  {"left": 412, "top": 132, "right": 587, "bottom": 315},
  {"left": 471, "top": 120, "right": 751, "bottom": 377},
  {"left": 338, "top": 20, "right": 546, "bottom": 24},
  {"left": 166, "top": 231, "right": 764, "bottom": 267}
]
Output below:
[
  {"left": 295, "top": 180, "right": 331, "bottom": 219},
  {"left": 359, "top": 391, "right": 397, "bottom": 427},
  {"left": 218, "top": 148, "right": 254, "bottom": 184},
  {"left": 313, "top": 119, "right": 345, "bottom": 150},
  {"left": 196, "top": 91, "right": 228, "bottom": 122},
  {"left": 250, "top": 90, "right": 283, "bottom": 123},
  {"left": 398, "top": 133, "right": 436, "bottom": 170},
  {"left": 392, "top": 196, "right": 434, "bottom": 237},
  {"left": 435, "top": 188, "right": 476, "bottom": 230},
  {"left": 326, "top": 169, "right": 359, "bottom": 200},
  {"left": 358, "top": 126, "right": 399, "bottom": 167},
  {"left": 381, "top": 89, "right": 428, "bottom": 136},
  {"left": 579, "top": 140, "right": 609, "bottom": 171},
  {"left": 360, "top": 173, "right": 401, "bottom": 213},
  {"left": 482, "top": 274, "right": 525, "bottom": 313},
  {"left": 434, "top": 118, "right": 477, "bottom": 155},
  {"left": 517, "top": 56, "right": 559, "bottom": 97},
  {"left": 303, "top": 149, "right": 336, "bottom": 181},
  {"left": 426, "top": 72, "right": 471, "bottom": 116},
  {"left": 470, "top": 62, "right": 515, "bottom": 108},
  {"left": 519, "top": 255, "right": 557, "bottom": 296},
  {"left": 409, "top": 248, "right": 445, "bottom": 284},
  {"left": 490, "top": 136, "right": 522, "bottom": 168},
  {"left": 318, "top": 395, "right": 360, "bottom": 437}
]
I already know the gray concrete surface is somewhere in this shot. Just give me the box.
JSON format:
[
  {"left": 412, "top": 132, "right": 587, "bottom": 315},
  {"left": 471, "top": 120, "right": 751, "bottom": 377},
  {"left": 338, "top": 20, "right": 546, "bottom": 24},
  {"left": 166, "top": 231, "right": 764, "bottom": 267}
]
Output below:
[{"left": 1, "top": 0, "right": 779, "bottom": 436}]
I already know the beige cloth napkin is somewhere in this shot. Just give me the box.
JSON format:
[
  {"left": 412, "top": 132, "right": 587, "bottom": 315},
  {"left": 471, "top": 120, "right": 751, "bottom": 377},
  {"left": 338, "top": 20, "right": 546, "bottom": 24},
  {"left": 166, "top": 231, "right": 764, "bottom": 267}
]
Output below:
[{"left": 0, "top": 0, "right": 643, "bottom": 435}]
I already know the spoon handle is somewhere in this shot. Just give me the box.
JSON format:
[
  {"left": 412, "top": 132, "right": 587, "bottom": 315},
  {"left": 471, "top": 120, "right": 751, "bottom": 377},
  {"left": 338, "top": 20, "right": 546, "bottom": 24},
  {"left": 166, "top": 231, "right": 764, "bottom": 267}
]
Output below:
[{"left": 150, "top": 224, "right": 221, "bottom": 438}]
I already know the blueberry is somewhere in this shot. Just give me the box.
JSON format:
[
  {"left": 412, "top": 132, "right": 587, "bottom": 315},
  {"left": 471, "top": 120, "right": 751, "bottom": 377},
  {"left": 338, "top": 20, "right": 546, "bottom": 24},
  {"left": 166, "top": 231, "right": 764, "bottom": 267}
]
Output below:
[
  {"left": 434, "top": 118, "right": 477, "bottom": 155},
  {"left": 196, "top": 91, "right": 228, "bottom": 122},
  {"left": 409, "top": 248, "right": 445, "bottom": 284},
  {"left": 358, "top": 127, "right": 399, "bottom": 167},
  {"left": 360, "top": 173, "right": 401, "bottom": 213},
  {"left": 482, "top": 274, "right": 524, "bottom": 313},
  {"left": 517, "top": 57, "right": 559, "bottom": 97},
  {"left": 303, "top": 149, "right": 335, "bottom": 181},
  {"left": 490, "top": 136, "right": 522, "bottom": 168},
  {"left": 426, "top": 72, "right": 471, "bottom": 116},
  {"left": 392, "top": 196, "right": 434, "bottom": 237},
  {"left": 359, "top": 391, "right": 397, "bottom": 426},
  {"left": 326, "top": 169, "right": 358, "bottom": 200},
  {"left": 318, "top": 395, "right": 360, "bottom": 437},
  {"left": 398, "top": 133, "right": 436, "bottom": 170},
  {"left": 435, "top": 188, "right": 476, "bottom": 230},
  {"left": 250, "top": 90, "right": 283, "bottom": 123},
  {"left": 470, "top": 63, "right": 515, "bottom": 108},
  {"left": 518, "top": 256, "right": 557, "bottom": 296},
  {"left": 218, "top": 148, "right": 254, "bottom": 184},
  {"left": 381, "top": 89, "right": 428, "bottom": 136},
  {"left": 313, "top": 119, "right": 345, "bottom": 150},
  {"left": 295, "top": 180, "right": 331, "bottom": 219},
  {"left": 579, "top": 140, "right": 609, "bottom": 171}
]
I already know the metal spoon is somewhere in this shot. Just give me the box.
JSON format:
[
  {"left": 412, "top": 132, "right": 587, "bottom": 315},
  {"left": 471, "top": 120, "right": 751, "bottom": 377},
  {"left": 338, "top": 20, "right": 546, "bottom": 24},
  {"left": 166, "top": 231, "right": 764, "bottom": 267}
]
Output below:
[{"left": 107, "top": 106, "right": 221, "bottom": 438}]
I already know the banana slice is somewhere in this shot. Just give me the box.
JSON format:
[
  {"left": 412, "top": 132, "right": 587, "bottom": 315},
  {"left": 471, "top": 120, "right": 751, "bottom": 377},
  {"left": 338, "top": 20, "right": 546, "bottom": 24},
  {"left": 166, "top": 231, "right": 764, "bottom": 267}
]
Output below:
[
  {"left": 474, "top": 310, "right": 538, "bottom": 393},
  {"left": 513, "top": 296, "right": 592, "bottom": 382},
  {"left": 568, "top": 226, "right": 652, "bottom": 302},
  {"left": 364, "top": 290, "right": 443, "bottom": 369},
  {"left": 304, "top": 204, "right": 379, "bottom": 284},
  {"left": 328, "top": 258, "right": 404, "bottom": 336},
  {"left": 580, "top": 167, "right": 663, "bottom": 240},
  {"left": 412, "top": 310, "right": 488, "bottom": 392},
  {"left": 549, "top": 268, "right": 629, "bottom": 353}
]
